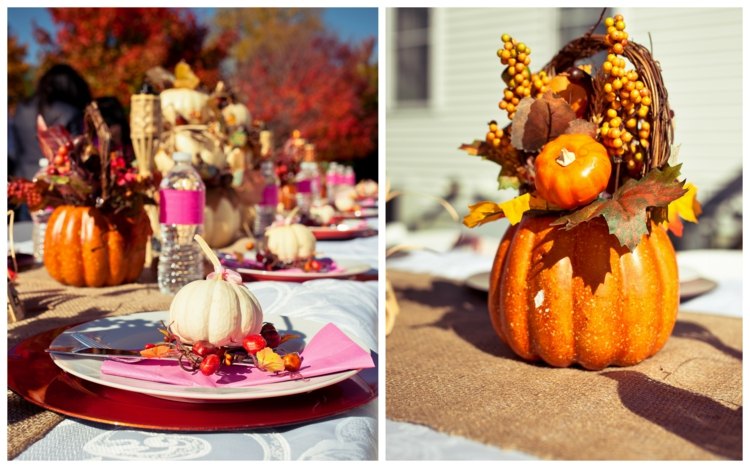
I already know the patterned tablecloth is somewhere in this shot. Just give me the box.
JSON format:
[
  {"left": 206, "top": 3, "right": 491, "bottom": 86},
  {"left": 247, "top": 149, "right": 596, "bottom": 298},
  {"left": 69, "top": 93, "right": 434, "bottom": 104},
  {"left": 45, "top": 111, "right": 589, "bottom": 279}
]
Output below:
[
  {"left": 386, "top": 246, "right": 742, "bottom": 460},
  {"left": 9, "top": 223, "right": 379, "bottom": 461}
]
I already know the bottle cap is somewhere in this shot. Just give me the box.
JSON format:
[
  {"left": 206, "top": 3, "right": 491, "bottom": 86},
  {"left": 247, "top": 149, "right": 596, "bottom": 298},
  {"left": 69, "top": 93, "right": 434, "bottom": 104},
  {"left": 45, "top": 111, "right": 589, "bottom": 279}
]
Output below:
[{"left": 172, "top": 152, "right": 192, "bottom": 163}]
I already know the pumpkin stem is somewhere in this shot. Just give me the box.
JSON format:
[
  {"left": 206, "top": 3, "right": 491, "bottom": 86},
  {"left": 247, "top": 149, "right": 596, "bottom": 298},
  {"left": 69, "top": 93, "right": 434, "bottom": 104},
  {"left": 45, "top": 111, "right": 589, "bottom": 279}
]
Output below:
[
  {"left": 556, "top": 147, "right": 576, "bottom": 167},
  {"left": 285, "top": 207, "right": 300, "bottom": 225},
  {"left": 193, "top": 234, "right": 222, "bottom": 275}
]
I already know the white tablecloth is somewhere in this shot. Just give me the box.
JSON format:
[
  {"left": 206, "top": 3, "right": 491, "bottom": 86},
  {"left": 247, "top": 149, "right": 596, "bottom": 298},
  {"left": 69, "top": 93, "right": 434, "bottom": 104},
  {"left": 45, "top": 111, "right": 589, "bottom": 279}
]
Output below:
[
  {"left": 386, "top": 245, "right": 742, "bottom": 460},
  {"left": 11, "top": 222, "right": 379, "bottom": 461}
]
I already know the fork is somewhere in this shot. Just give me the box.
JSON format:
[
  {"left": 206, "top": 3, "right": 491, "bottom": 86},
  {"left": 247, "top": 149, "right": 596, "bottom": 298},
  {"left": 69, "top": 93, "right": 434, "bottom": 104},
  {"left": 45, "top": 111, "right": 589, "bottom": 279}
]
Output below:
[{"left": 69, "top": 332, "right": 113, "bottom": 350}]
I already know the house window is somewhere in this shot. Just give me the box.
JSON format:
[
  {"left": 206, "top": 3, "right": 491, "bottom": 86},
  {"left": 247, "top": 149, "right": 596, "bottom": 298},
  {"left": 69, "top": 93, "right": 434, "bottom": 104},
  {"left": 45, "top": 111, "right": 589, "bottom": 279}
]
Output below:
[{"left": 395, "top": 8, "right": 430, "bottom": 105}]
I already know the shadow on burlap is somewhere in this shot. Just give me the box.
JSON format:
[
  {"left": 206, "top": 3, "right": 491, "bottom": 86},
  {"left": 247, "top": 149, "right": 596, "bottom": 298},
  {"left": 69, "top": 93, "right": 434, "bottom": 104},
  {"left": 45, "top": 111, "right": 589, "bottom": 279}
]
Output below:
[
  {"left": 7, "top": 266, "right": 174, "bottom": 459},
  {"left": 385, "top": 270, "right": 742, "bottom": 460}
]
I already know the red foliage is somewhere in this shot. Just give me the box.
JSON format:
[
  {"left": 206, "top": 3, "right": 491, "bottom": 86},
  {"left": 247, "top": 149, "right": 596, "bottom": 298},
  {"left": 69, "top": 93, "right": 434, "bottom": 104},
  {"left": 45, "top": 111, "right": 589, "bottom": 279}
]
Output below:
[
  {"left": 35, "top": 8, "right": 234, "bottom": 104},
  {"left": 235, "top": 33, "right": 377, "bottom": 162}
]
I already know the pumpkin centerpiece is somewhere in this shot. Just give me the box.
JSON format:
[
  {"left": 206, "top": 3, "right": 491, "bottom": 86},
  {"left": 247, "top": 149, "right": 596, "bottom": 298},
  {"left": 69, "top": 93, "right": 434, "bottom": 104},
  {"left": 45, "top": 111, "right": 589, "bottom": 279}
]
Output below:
[
  {"left": 8, "top": 102, "right": 156, "bottom": 287},
  {"left": 461, "top": 14, "right": 701, "bottom": 370}
]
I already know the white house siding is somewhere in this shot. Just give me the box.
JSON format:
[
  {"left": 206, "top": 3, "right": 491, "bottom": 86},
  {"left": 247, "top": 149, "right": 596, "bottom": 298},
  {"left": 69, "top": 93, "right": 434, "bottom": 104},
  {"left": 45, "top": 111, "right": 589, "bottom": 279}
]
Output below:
[{"left": 386, "top": 7, "right": 742, "bottom": 239}]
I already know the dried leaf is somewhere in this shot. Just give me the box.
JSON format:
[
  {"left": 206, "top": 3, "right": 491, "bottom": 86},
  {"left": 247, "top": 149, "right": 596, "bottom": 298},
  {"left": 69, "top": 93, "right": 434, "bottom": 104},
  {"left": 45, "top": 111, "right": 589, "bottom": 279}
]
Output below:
[
  {"left": 255, "top": 347, "right": 285, "bottom": 372},
  {"left": 552, "top": 164, "right": 688, "bottom": 250},
  {"left": 511, "top": 92, "right": 577, "bottom": 152},
  {"left": 174, "top": 60, "right": 200, "bottom": 90},
  {"left": 139, "top": 344, "right": 177, "bottom": 358},
  {"left": 665, "top": 182, "right": 702, "bottom": 236},
  {"left": 279, "top": 333, "right": 302, "bottom": 345},
  {"left": 564, "top": 119, "right": 597, "bottom": 138},
  {"left": 464, "top": 194, "right": 550, "bottom": 228}
]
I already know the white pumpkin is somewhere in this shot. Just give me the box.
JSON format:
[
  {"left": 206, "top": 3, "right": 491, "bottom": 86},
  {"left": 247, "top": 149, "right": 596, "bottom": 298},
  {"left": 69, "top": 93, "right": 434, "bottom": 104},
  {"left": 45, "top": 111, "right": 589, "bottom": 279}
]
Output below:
[
  {"left": 160, "top": 88, "right": 209, "bottom": 125},
  {"left": 222, "top": 103, "right": 251, "bottom": 127},
  {"left": 311, "top": 204, "right": 336, "bottom": 225},
  {"left": 334, "top": 186, "right": 357, "bottom": 212},
  {"left": 169, "top": 235, "right": 263, "bottom": 346},
  {"left": 265, "top": 223, "right": 316, "bottom": 264},
  {"left": 203, "top": 187, "right": 242, "bottom": 248},
  {"left": 355, "top": 179, "right": 378, "bottom": 198}
]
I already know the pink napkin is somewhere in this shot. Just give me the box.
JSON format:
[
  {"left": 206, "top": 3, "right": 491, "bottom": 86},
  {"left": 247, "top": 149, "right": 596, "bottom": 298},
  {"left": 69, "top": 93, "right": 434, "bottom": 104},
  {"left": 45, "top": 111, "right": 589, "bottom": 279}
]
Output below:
[{"left": 100, "top": 323, "right": 374, "bottom": 388}]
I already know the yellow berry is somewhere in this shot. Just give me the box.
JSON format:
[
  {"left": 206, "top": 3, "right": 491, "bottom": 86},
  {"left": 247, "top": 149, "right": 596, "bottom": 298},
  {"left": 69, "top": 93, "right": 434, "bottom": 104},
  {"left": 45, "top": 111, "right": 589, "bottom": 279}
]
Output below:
[
  {"left": 634, "top": 152, "right": 643, "bottom": 162},
  {"left": 616, "top": 20, "right": 625, "bottom": 31},
  {"left": 501, "top": 33, "right": 511, "bottom": 42},
  {"left": 626, "top": 118, "right": 637, "bottom": 129},
  {"left": 613, "top": 43, "right": 624, "bottom": 54},
  {"left": 492, "top": 138, "right": 501, "bottom": 147},
  {"left": 610, "top": 117, "right": 622, "bottom": 128},
  {"left": 642, "top": 96, "right": 652, "bottom": 106},
  {"left": 605, "top": 17, "right": 615, "bottom": 27},
  {"left": 489, "top": 122, "right": 498, "bottom": 132},
  {"left": 638, "top": 106, "right": 649, "bottom": 118}
]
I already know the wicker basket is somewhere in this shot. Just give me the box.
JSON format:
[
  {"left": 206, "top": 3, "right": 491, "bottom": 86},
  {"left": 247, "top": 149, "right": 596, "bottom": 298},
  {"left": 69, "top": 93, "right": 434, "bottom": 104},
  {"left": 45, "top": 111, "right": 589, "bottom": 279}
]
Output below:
[{"left": 541, "top": 32, "right": 674, "bottom": 177}]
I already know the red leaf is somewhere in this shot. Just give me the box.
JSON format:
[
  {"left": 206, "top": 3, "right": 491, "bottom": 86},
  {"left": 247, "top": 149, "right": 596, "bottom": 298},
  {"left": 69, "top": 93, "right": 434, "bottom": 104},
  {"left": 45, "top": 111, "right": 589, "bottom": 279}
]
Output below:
[{"left": 552, "top": 165, "right": 688, "bottom": 250}]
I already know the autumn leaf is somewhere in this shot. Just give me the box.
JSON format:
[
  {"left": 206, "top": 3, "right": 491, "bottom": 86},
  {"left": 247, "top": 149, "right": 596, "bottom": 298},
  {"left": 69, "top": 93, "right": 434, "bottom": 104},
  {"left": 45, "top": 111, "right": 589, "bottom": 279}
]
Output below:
[
  {"left": 255, "top": 347, "right": 285, "bottom": 372},
  {"left": 174, "top": 60, "right": 201, "bottom": 89},
  {"left": 665, "top": 182, "right": 702, "bottom": 236},
  {"left": 552, "top": 164, "right": 688, "bottom": 250},
  {"left": 139, "top": 344, "right": 178, "bottom": 358},
  {"left": 464, "top": 194, "right": 550, "bottom": 228},
  {"left": 564, "top": 119, "right": 597, "bottom": 138},
  {"left": 279, "top": 333, "right": 302, "bottom": 345},
  {"left": 510, "top": 92, "right": 577, "bottom": 152}
]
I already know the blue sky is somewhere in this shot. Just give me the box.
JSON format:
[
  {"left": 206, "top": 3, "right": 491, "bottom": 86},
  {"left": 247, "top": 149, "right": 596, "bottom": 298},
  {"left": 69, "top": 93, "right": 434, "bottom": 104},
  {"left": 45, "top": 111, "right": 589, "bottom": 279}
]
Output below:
[{"left": 8, "top": 7, "right": 378, "bottom": 65}]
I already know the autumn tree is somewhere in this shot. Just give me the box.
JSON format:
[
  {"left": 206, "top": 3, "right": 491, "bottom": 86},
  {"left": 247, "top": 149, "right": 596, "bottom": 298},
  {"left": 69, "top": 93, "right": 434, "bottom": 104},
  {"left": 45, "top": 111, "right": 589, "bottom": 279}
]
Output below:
[
  {"left": 215, "top": 8, "right": 377, "bottom": 162},
  {"left": 8, "top": 33, "right": 32, "bottom": 111},
  {"left": 34, "top": 8, "right": 234, "bottom": 105}
]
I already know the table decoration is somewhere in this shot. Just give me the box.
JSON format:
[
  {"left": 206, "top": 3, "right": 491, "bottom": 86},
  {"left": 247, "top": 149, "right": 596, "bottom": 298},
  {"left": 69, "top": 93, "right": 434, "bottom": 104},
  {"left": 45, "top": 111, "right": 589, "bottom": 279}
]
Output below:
[
  {"left": 459, "top": 13, "right": 703, "bottom": 369},
  {"left": 8, "top": 102, "right": 155, "bottom": 287}
]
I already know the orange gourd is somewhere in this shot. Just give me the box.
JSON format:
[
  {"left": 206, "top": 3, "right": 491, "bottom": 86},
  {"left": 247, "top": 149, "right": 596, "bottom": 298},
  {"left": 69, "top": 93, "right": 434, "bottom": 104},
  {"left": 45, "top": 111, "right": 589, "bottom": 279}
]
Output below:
[
  {"left": 43, "top": 206, "right": 152, "bottom": 287},
  {"left": 489, "top": 215, "right": 679, "bottom": 370},
  {"left": 534, "top": 134, "right": 611, "bottom": 209}
]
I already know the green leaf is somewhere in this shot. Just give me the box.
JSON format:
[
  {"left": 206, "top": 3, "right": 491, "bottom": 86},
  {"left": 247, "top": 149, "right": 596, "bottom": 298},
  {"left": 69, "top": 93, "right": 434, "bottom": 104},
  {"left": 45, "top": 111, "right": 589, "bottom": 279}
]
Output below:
[
  {"left": 497, "top": 167, "right": 520, "bottom": 190},
  {"left": 552, "top": 165, "right": 688, "bottom": 250}
]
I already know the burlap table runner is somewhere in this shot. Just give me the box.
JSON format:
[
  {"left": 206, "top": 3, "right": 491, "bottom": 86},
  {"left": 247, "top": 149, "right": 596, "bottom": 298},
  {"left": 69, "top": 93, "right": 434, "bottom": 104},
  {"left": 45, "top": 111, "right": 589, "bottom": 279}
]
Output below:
[
  {"left": 7, "top": 265, "right": 173, "bottom": 459},
  {"left": 386, "top": 270, "right": 742, "bottom": 460}
]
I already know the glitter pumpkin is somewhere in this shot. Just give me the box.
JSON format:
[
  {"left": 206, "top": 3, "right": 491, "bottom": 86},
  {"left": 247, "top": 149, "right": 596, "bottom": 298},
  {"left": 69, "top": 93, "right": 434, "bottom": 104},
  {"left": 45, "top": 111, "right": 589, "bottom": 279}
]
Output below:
[{"left": 488, "top": 215, "right": 679, "bottom": 370}]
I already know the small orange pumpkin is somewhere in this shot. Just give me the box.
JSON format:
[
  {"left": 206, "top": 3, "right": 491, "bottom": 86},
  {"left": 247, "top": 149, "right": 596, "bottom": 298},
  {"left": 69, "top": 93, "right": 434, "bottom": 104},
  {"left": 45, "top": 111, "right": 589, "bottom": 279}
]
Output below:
[
  {"left": 489, "top": 215, "right": 678, "bottom": 370},
  {"left": 43, "top": 206, "right": 152, "bottom": 287},
  {"left": 534, "top": 134, "right": 611, "bottom": 209}
]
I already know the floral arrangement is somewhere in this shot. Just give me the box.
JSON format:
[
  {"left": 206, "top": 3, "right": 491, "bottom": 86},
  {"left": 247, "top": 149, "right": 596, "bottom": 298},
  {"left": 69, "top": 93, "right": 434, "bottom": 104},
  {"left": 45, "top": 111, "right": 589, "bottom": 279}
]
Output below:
[
  {"left": 8, "top": 103, "right": 155, "bottom": 217},
  {"left": 461, "top": 13, "right": 701, "bottom": 249}
]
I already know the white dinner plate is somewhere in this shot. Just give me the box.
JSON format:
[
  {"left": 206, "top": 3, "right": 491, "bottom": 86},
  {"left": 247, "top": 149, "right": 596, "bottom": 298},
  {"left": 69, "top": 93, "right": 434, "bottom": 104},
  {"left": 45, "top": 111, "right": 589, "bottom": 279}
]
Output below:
[
  {"left": 48, "top": 311, "right": 369, "bottom": 403},
  {"left": 465, "top": 266, "right": 711, "bottom": 300},
  {"left": 237, "top": 258, "right": 371, "bottom": 282}
]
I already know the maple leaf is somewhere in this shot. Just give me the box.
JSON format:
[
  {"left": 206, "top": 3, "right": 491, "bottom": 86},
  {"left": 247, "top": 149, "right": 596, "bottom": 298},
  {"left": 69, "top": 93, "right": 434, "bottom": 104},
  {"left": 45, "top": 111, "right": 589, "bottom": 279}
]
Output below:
[
  {"left": 552, "top": 165, "right": 688, "bottom": 250},
  {"left": 255, "top": 347, "right": 285, "bottom": 372},
  {"left": 464, "top": 194, "right": 551, "bottom": 228},
  {"left": 510, "top": 92, "right": 577, "bottom": 152}
]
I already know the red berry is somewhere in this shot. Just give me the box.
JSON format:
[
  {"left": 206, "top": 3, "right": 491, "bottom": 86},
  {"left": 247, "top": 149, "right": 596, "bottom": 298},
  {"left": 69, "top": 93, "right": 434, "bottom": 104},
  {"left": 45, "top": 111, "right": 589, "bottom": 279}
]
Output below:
[
  {"left": 309, "top": 259, "right": 321, "bottom": 272},
  {"left": 199, "top": 354, "right": 220, "bottom": 376},
  {"left": 242, "top": 334, "right": 267, "bottom": 355},
  {"left": 283, "top": 352, "right": 303, "bottom": 372},
  {"left": 192, "top": 340, "right": 219, "bottom": 357},
  {"left": 261, "top": 323, "right": 277, "bottom": 334},
  {"left": 144, "top": 343, "right": 155, "bottom": 349}
]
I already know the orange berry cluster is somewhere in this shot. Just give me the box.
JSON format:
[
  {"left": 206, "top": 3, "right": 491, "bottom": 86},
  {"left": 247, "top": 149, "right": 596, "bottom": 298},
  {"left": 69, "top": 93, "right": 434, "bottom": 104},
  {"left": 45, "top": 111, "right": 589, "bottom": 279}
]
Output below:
[
  {"left": 497, "top": 33, "right": 551, "bottom": 120},
  {"left": 485, "top": 120, "right": 504, "bottom": 147},
  {"left": 599, "top": 14, "right": 652, "bottom": 176}
]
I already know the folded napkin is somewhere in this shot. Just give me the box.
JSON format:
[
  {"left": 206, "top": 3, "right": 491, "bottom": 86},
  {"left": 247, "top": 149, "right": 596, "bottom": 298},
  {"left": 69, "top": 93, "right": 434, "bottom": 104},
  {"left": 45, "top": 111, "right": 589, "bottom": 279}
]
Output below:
[{"left": 100, "top": 323, "right": 374, "bottom": 388}]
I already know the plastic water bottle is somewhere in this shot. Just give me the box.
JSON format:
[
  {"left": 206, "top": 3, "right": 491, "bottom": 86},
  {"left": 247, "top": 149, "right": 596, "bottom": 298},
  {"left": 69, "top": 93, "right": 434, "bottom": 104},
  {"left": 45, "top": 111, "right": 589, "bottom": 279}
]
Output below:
[
  {"left": 344, "top": 166, "right": 356, "bottom": 187},
  {"left": 253, "top": 160, "right": 279, "bottom": 239},
  {"left": 31, "top": 159, "right": 54, "bottom": 263},
  {"left": 158, "top": 152, "right": 206, "bottom": 294},
  {"left": 326, "top": 162, "right": 338, "bottom": 204},
  {"left": 295, "top": 161, "right": 319, "bottom": 215}
]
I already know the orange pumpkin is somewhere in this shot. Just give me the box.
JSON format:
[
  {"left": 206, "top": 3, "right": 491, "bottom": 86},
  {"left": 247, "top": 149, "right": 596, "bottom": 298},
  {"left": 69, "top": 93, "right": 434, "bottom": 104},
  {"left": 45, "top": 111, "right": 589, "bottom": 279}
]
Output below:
[
  {"left": 489, "top": 215, "right": 678, "bottom": 370},
  {"left": 534, "top": 134, "right": 611, "bottom": 209},
  {"left": 44, "top": 206, "right": 152, "bottom": 287}
]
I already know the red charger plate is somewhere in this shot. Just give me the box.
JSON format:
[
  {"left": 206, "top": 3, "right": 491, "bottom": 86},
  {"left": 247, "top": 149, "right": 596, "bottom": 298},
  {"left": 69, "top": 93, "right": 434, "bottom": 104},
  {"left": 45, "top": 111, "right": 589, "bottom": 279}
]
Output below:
[
  {"left": 8, "top": 324, "right": 378, "bottom": 431},
  {"left": 309, "top": 226, "right": 376, "bottom": 241}
]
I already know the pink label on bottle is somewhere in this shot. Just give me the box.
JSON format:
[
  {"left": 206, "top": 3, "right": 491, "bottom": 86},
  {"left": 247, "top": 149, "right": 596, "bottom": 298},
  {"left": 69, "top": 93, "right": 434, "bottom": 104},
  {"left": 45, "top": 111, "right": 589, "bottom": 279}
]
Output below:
[
  {"left": 261, "top": 185, "right": 279, "bottom": 206},
  {"left": 159, "top": 189, "right": 205, "bottom": 224},
  {"left": 296, "top": 179, "right": 312, "bottom": 194}
]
